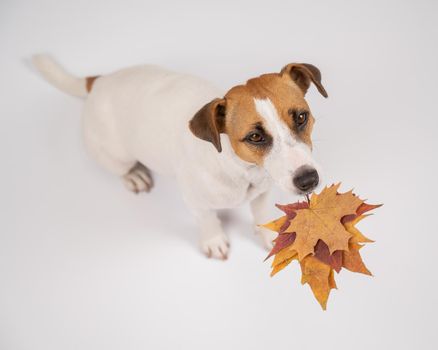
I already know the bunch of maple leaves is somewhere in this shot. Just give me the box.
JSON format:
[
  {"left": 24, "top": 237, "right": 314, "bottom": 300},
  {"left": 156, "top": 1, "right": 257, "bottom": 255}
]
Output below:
[{"left": 263, "top": 183, "right": 381, "bottom": 310}]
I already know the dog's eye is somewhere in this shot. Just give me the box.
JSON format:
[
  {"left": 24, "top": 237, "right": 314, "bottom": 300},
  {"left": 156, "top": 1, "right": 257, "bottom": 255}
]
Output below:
[
  {"left": 296, "top": 112, "right": 307, "bottom": 125},
  {"left": 290, "top": 110, "right": 308, "bottom": 129},
  {"left": 245, "top": 132, "right": 265, "bottom": 144}
]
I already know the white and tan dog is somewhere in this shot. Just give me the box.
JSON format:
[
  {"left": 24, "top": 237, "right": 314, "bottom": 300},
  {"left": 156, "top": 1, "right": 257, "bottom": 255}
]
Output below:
[{"left": 33, "top": 55, "right": 327, "bottom": 260}]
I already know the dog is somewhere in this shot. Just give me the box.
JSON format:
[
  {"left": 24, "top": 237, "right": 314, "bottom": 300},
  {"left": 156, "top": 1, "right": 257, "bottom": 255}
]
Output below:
[{"left": 33, "top": 55, "right": 327, "bottom": 260}]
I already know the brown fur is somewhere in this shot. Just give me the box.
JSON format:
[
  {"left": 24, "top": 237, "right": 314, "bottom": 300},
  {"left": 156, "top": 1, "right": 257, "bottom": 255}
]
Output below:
[
  {"left": 85, "top": 75, "right": 100, "bottom": 93},
  {"left": 223, "top": 86, "right": 268, "bottom": 165},
  {"left": 189, "top": 98, "right": 226, "bottom": 152}
]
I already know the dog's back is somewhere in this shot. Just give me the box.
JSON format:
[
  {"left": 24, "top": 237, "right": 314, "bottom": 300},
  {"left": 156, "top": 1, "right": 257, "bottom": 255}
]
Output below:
[{"left": 33, "top": 55, "right": 223, "bottom": 177}]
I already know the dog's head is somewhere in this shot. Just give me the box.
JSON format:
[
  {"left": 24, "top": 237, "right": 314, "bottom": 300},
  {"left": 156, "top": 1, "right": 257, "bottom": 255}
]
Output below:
[{"left": 189, "top": 63, "right": 327, "bottom": 194}]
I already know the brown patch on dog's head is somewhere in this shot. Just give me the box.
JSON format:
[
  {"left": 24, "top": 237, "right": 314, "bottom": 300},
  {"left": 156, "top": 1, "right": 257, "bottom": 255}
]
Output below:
[
  {"left": 221, "top": 85, "right": 273, "bottom": 165},
  {"left": 189, "top": 63, "right": 327, "bottom": 164}
]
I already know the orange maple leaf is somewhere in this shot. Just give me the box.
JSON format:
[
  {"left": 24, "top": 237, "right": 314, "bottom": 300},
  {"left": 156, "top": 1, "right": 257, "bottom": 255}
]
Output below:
[
  {"left": 300, "top": 256, "right": 337, "bottom": 310},
  {"left": 283, "top": 184, "right": 364, "bottom": 260},
  {"left": 264, "top": 184, "right": 381, "bottom": 309}
]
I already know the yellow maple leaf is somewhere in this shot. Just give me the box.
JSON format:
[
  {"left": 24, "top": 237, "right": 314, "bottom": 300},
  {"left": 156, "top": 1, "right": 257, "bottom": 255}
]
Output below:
[
  {"left": 285, "top": 184, "right": 363, "bottom": 260},
  {"left": 343, "top": 242, "right": 372, "bottom": 275},
  {"left": 271, "top": 257, "right": 295, "bottom": 277},
  {"left": 300, "top": 256, "right": 336, "bottom": 310},
  {"left": 263, "top": 215, "right": 288, "bottom": 232},
  {"left": 271, "top": 246, "right": 297, "bottom": 276},
  {"left": 328, "top": 269, "right": 337, "bottom": 289},
  {"left": 344, "top": 214, "right": 374, "bottom": 244}
]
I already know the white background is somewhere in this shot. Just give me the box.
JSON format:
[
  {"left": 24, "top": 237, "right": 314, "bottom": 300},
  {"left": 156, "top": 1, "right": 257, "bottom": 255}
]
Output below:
[{"left": 1, "top": 0, "right": 437, "bottom": 349}]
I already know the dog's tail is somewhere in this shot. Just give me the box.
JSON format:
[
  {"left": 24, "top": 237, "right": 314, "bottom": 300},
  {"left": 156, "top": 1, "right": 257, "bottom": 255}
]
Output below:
[{"left": 32, "top": 54, "right": 99, "bottom": 97}]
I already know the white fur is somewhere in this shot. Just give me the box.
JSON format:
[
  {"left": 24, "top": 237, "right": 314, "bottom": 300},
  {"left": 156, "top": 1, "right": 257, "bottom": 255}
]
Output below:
[
  {"left": 254, "top": 98, "right": 317, "bottom": 193},
  {"left": 33, "top": 55, "right": 317, "bottom": 259},
  {"left": 32, "top": 55, "right": 88, "bottom": 97}
]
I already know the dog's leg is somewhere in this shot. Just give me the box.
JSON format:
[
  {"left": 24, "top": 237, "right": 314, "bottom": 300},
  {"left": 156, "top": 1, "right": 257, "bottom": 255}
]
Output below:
[
  {"left": 250, "top": 190, "right": 277, "bottom": 250},
  {"left": 195, "top": 209, "right": 229, "bottom": 260},
  {"left": 123, "top": 162, "right": 154, "bottom": 194},
  {"left": 84, "top": 134, "right": 153, "bottom": 194}
]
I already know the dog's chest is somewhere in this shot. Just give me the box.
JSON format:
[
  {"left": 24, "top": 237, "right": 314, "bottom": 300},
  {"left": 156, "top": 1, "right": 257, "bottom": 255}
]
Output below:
[
  {"left": 244, "top": 166, "right": 272, "bottom": 200},
  {"left": 209, "top": 167, "right": 271, "bottom": 208}
]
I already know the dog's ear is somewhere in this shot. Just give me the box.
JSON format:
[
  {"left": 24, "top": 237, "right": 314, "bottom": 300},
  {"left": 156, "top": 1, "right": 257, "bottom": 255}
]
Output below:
[
  {"left": 189, "top": 98, "right": 226, "bottom": 152},
  {"left": 281, "top": 63, "right": 328, "bottom": 98}
]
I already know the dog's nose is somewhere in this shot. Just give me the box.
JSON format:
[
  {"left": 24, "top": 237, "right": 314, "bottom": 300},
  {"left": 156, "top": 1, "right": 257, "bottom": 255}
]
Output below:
[{"left": 293, "top": 166, "right": 319, "bottom": 193}]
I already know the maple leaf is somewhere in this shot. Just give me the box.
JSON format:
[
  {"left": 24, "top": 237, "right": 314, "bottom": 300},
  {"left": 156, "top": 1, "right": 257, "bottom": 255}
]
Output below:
[
  {"left": 300, "top": 256, "right": 336, "bottom": 310},
  {"left": 313, "top": 240, "right": 343, "bottom": 273},
  {"left": 263, "top": 183, "right": 381, "bottom": 309},
  {"left": 265, "top": 232, "right": 296, "bottom": 261},
  {"left": 344, "top": 215, "right": 374, "bottom": 244},
  {"left": 342, "top": 203, "right": 382, "bottom": 225},
  {"left": 262, "top": 215, "right": 289, "bottom": 233},
  {"left": 270, "top": 245, "right": 298, "bottom": 276},
  {"left": 276, "top": 202, "right": 309, "bottom": 218},
  {"left": 342, "top": 242, "right": 372, "bottom": 275},
  {"left": 283, "top": 184, "right": 364, "bottom": 260}
]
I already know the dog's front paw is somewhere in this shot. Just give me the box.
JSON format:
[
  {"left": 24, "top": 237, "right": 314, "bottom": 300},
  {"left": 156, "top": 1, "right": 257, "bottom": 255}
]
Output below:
[
  {"left": 255, "top": 226, "right": 277, "bottom": 251},
  {"left": 200, "top": 234, "right": 230, "bottom": 260}
]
